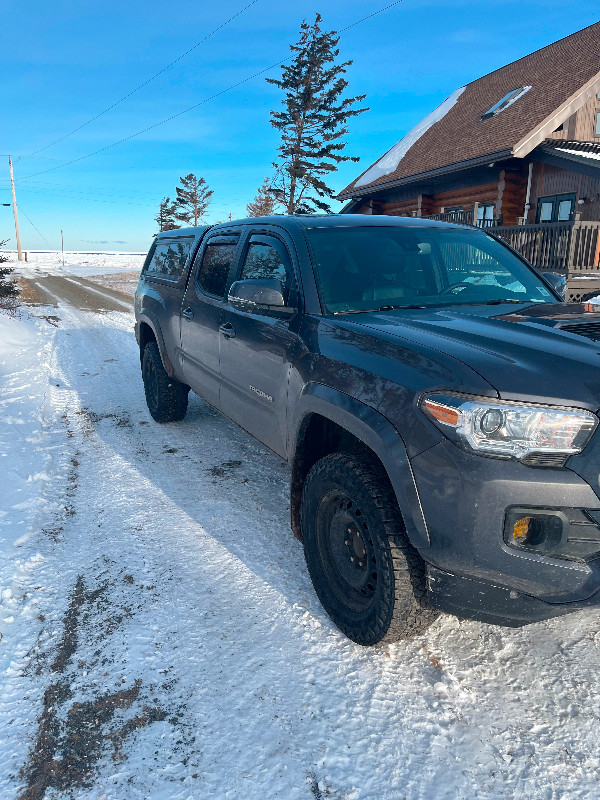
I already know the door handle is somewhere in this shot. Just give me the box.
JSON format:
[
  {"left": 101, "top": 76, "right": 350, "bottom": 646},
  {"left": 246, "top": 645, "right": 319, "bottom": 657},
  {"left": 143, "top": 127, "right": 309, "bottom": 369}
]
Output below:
[
  {"left": 182, "top": 307, "right": 194, "bottom": 320},
  {"left": 219, "top": 322, "right": 236, "bottom": 338}
]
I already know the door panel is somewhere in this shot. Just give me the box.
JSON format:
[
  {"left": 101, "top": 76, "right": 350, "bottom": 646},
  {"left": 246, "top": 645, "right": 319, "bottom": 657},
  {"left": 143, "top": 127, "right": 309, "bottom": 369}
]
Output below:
[
  {"left": 180, "top": 236, "right": 239, "bottom": 409},
  {"left": 219, "top": 310, "right": 297, "bottom": 456},
  {"left": 219, "top": 234, "right": 299, "bottom": 457}
]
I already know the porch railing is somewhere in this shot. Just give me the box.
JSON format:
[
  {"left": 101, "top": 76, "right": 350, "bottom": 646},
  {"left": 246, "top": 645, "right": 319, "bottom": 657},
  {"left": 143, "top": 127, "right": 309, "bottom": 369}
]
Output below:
[
  {"left": 421, "top": 210, "right": 495, "bottom": 228},
  {"left": 424, "top": 209, "right": 475, "bottom": 226},
  {"left": 488, "top": 220, "right": 600, "bottom": 275}
]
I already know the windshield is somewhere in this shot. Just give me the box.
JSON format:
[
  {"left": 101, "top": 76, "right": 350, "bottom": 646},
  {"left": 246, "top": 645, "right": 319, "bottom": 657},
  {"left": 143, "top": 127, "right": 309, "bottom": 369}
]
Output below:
[{"left": 305, "top": 225, "right": 555, "bottom": 314}]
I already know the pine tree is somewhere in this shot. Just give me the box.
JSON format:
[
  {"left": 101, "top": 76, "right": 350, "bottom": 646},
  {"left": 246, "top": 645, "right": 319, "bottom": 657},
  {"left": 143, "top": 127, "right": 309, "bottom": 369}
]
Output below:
[
  {"left": 173, "top": 174, "right": 213, "bottom": 226},
  {"left": 266, "top": 13, "right": 368, "bottom": 214},
  {"left": 0, "top": 240, "right": 19, "bottom": 302},
  {"left": 246, "top": 177, "right": 278, "bottom": 217},
  {"left": 155, "top": 197, "right": 180, "bottom": 233}
]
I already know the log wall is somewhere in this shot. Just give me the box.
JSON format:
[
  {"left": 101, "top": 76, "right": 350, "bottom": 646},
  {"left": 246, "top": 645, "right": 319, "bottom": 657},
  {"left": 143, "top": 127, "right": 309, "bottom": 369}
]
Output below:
[{"left": 529, "top": 163, "right": 600, "bottom": 223}]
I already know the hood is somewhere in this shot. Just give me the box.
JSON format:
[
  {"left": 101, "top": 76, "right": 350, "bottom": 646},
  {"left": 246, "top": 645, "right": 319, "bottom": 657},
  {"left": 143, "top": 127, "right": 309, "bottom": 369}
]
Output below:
[{"left": 343, "top": 301, "right": 600, "bottom": 410}]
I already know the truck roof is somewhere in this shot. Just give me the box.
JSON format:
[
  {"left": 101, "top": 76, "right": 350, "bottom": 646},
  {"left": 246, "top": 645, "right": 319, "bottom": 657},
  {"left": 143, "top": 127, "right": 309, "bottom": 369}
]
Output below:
[{"left": 156, "top": 214, "right": 472, "bottom": 239}]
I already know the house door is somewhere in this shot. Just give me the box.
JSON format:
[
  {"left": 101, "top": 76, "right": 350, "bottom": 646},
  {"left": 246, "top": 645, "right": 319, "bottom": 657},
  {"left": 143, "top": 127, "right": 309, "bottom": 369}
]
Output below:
[{"left": 536, "top": 193, "right": 576, "bottom": 223}]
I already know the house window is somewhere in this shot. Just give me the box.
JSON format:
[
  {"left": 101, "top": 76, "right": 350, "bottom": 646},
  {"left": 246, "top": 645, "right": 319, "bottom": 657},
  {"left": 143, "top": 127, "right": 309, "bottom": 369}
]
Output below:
[
  {"left": 595, "top": 111, "right": 600, "bottom": 136},
  {"left": 536, "top": 194, "right": 575, "bottom": 223},
  {"left": 481, "top": 86, "right": 531, "bottom": 120},
  {"left": 476, "top": 203, "right": 495, "bottom": 227}
]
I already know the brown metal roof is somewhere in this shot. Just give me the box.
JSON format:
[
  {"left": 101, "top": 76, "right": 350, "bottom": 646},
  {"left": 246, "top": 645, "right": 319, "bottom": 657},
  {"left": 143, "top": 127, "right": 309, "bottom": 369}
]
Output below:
[{"left": 341, "top": 22, "right": 600, "bottom": 198}]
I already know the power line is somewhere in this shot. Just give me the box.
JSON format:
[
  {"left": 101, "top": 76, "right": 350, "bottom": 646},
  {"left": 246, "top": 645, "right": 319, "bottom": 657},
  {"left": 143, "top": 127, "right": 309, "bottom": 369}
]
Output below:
[
  {"left": 3, "top": 183, "right": 243, "bottom": 207},
  {"left": 16, "top": 204, "right": 58, "bottom": 251},
  {"left": 339, "top": 0, "right": 405, "bottom": 32},
  {"left": 20, "top": 0, "right": 261, "bottom": 161},
  {"left": 13, "top": 187, "right": 156, "bottom": 208},
  {"left": 0, "top": 179, "right": 167, "bottom": 199},
  {"left": 17, "top": 1, "right": 405, "bottom": 183}
]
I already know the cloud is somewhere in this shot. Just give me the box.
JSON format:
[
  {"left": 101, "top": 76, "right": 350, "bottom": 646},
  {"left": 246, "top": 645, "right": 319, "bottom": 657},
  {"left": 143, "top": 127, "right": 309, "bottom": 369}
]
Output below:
[{"left": 81, "top": 239, "right": 128, "bottom": 244}]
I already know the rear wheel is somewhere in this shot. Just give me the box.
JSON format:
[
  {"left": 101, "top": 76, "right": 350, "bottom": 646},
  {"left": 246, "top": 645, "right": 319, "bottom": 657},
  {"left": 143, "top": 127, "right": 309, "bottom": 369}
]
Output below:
[
  {"left": 301, "top": 452, "right": 437, "bottom": 645},
  {"left": 142, "top": 341, "right": 189, "bottom": 423}
]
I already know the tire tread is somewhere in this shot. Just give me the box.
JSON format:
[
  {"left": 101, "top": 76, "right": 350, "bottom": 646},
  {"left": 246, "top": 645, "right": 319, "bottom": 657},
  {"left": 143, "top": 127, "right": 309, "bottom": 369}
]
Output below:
[{"left": 301, "top": 452, "right": 438, "bottom": 645}]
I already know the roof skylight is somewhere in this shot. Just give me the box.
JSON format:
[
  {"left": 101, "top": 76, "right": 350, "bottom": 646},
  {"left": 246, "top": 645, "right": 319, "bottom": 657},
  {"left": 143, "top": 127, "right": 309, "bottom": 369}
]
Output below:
[{"left": 481, "top": 86, "right": 531, "bottom": 120}]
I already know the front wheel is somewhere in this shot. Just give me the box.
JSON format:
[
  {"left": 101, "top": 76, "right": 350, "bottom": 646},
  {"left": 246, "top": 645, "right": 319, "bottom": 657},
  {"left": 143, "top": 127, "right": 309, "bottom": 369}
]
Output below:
[
  {"left": 142, "top": 341, "right": 189, "bottom": 423},
  {"left": 301, "top": 453, "right": 437, "bottom": 645}
]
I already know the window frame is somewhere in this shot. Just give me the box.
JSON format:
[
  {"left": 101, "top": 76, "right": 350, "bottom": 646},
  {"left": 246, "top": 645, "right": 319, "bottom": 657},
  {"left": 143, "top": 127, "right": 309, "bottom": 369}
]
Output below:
[{"left": 595, "top": 110, "right": 600, "bottom": 137}]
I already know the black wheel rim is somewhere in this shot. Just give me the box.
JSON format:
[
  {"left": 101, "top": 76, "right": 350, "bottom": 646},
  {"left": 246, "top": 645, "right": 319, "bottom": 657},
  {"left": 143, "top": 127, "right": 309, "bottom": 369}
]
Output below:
[
  {"left": 316, "top": 490, "right": 378, "bottom": 612},
  {"left": 143, "top": 354, "right": 159, "bottom": 413}
]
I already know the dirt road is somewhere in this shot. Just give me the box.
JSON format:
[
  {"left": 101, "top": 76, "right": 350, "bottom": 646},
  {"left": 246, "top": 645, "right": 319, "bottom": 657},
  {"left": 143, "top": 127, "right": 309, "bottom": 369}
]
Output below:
[{"left": 19, "top": 273, "right": 133, "bottom": 313}]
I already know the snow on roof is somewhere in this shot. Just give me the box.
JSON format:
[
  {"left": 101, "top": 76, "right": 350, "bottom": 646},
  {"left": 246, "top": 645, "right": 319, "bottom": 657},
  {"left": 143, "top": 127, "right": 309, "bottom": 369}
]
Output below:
[
  {"left": 354, "top": 86, "right": 466, "bottom": 189},
  {"left": 556, "top": 147, "right": 600, "bottom": 162}
]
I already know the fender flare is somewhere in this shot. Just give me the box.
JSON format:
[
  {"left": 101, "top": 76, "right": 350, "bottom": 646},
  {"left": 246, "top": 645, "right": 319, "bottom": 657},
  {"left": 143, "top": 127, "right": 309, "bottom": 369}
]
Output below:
[
  {"left": 137, "top": 310, "right": 175, "bottom": 377},
  {"left": 289, "top": 383, "right": 430, "bottom": 551}
]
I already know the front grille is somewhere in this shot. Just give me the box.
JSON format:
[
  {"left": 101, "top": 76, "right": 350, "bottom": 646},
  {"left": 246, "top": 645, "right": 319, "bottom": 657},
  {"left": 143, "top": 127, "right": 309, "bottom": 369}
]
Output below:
[{"left": 558, "top": 322, "right": 600, "bottom": 341}]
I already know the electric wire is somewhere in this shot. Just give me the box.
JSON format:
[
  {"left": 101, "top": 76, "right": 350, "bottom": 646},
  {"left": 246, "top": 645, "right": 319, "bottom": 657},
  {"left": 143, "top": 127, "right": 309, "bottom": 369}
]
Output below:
[
  {"left": 20, "top": 0, "right": 261, "bottom": 161},
  {"left": 15, "top": 188, "right": 156, "bottom": 208},
  {"left": 16, "top": 0, "right": 405, "bottom": 183},
  {"left": 16, "top": 204, "right": 58, "bottom": 251}
]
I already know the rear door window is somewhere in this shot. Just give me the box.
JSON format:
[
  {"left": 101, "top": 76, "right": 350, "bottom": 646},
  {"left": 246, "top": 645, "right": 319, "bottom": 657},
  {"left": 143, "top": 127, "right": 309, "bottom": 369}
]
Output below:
[
  {"left": 145, "top": 238, "right": 194, "bottom": 280},
  {"left": 195, "top": 236, "right": 240, "bottom": 299}
]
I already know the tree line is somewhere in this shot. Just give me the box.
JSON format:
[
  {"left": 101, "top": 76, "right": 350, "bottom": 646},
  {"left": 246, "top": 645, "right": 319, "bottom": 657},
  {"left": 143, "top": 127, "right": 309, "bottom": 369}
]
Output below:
[{"left": 154, "top": 13, "right": 367, "bottom": 233}]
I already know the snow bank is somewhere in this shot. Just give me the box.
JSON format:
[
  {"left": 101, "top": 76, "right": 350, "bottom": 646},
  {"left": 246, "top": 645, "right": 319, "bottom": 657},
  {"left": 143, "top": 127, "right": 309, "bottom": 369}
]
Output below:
[
  {"left": 355, "top": 86, "right": 466, "bottom": 188},
  {"left": 8, "top": 250, "right": 145, "bottom": 278}
]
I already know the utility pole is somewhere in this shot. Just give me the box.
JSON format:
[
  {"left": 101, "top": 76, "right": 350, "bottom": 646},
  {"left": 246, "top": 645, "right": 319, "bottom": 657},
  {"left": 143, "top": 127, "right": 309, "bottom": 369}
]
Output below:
[
  {"left": 61, "top": 230, "right": 64, "bottom": 266},
  {"left": 8, "top": 156, "right": 22, "bottom": 261}
]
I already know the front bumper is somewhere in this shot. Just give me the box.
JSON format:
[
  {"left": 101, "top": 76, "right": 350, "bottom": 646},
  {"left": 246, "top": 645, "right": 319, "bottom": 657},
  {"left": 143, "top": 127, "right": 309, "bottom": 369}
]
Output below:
[
  {"left": 427, "top": 565, "right": 600, "bottom": 627},
  {"left": 411, "top": 440, "right": 600, "bottom": 625}
]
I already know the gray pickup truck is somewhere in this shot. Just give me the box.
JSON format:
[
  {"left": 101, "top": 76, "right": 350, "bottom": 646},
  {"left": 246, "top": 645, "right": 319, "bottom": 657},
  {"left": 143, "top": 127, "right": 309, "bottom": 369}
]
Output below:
[{"left": 135, "top": 214, "right": 600, "bottom": 645}]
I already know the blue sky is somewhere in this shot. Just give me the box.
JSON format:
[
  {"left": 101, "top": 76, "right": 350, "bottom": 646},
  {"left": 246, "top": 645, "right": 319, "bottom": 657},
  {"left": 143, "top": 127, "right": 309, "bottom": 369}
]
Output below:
[{"left": 1, "top": 0, "right": 597, "bottom": 252}]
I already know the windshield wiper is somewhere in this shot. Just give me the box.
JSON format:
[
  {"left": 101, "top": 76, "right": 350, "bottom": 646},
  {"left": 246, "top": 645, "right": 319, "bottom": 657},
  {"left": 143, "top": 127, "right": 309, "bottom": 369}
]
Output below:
[
  {"left": 333, "top": 304, "right": 426, "bottom": 315},
  {"left": 484, "top": 298, "right": 529, "bottom": 305}
]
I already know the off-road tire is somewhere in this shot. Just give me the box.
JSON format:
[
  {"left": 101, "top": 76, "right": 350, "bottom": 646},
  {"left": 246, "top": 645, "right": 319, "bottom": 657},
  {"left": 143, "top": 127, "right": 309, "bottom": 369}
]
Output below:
[
  {"left": 142, "top": 341, "right": 189, "bottom": 423},
  {"left": 301, "top": 452, "right": 437, "bottom": 646}
]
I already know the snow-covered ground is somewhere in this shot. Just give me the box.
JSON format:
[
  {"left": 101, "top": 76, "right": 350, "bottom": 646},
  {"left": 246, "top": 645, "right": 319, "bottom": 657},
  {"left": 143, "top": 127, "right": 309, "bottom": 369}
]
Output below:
[
  {"left": 2, "top": 255, "right": 600, "bottom": 799},
  {"left": 7, "top": 249, "right": 145, "bottom": 278}
]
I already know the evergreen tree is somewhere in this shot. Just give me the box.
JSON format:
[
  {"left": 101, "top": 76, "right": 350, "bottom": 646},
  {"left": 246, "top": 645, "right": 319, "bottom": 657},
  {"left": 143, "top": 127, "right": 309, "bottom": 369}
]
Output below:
[
  {"left": 155, "top": 196, "right": 180, "bottom": 233},
  {"left": 173, "top": 174, "right": 213, "bottom": 226},
  {"left": 0, "top": 240, "right": 18, "bottom": 302},
  {"left": 266, "top": 13, "right": 367, "bottom": 214},
  {"left": 246, "top": 178, "right": 278, "bottom": 217}
]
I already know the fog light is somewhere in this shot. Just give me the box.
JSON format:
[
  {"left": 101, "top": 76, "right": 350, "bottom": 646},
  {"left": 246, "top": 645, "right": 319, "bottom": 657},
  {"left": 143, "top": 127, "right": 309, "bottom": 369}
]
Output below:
[
  {"left": 505, "top": 506, "right": 600, "bottom": 562},
  {"left": 512, "top": 517, "right": 532, "bottom": 541},
  {"left": 504, "top": 507, "right": 564, "bottom": 554}
]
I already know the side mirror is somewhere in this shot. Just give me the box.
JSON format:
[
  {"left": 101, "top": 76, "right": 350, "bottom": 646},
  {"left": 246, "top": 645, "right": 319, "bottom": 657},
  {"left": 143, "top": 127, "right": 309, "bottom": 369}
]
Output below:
[
  {"left": 228, "top": 279, "right": 296, "bottom": 319},
  {"left": 542, "top": 272, "right": 566, "bottom": 299}
]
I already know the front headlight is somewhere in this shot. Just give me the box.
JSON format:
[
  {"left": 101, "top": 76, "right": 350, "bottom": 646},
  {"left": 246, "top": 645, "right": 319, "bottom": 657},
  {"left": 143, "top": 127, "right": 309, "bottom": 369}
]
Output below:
[{"left": 420, "top": 393, "right": 597, "bottom": 464}]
